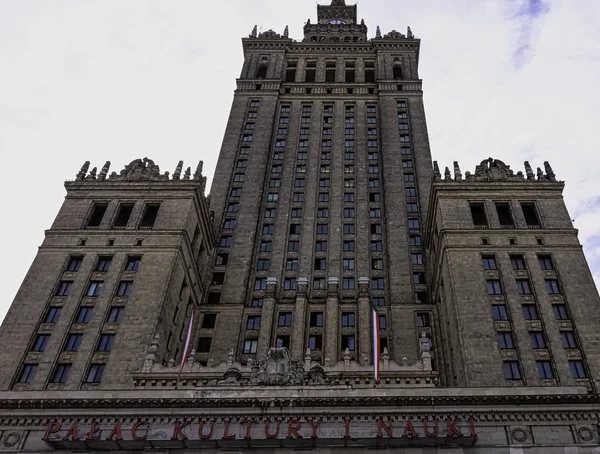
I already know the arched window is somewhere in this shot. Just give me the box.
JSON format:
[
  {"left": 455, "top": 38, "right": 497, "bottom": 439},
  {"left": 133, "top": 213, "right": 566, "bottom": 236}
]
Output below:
[
  {"left": 393, "top": 65, "right": 403, "bottom": 80},
  {"left": 311, "top": 36, "right": 317, "bottom": 42},
  {"left": 256, "top": 65, "right": 267, "bottom": 79}
]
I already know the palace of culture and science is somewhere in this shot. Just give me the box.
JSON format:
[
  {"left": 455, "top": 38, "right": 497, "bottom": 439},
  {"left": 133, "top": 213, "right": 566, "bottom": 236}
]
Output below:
[{"left": 1, "top": 1, "right": 600, "bottom": 453}]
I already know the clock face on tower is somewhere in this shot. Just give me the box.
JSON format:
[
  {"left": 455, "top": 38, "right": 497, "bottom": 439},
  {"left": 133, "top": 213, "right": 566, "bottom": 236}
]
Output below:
[{"left": 328, "top": 19, "right": 346, "bottom": 24}]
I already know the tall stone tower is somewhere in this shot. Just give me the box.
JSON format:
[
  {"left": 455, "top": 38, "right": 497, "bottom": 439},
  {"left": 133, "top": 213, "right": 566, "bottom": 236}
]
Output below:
[{"left": 1, "top": 2, "right": 600, "bottom": 453}]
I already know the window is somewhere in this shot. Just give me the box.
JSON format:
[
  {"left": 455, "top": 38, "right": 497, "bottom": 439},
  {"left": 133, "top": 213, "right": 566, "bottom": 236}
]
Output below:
[
  {"left": 86, "top": 281, "right": 103, "bottom": 297},
  {"left": 343, "top": 224, "right": 355, "bottom": 234},
  {"left": 65, "top": 334, "right": 83, "bottom": 352},
  {"left": 373, "top": 297, "right": 385, "bottom": 307},
  {"left": 299, "top": 127, "right": 310, "bottom": 135},
  {"left": 561, "top": 331, "right": 577, "bottom": 349},
  {"left": 369, "top": 178, "right": 381, "bottom": 187},
  {"left": 297, "top": 165, "right": 307, "bottom": 174},
  {"left": 275, "top": 139, "right": 287, "bottom": 147},
  {"left": 280, "top": 105, "right": 291, "bottom": 114},
  {"left": 140, "top": 203, "right": 160, "bottom": 228},
  {"left": 276, "top": 336, "right": 290, "bottom": 349},
  {"left": 368, "top": 151, "right": 378, "bottom": 160},
  {"left": 569, "top": 360, "right": 586, "bottom": 378},
  {"left": 344, "top": 151, "right": 355, "bottom": 160},
  {"left": 342, "top": 278, "right": 355, "bottom": 290},
  {"left": 284, "top": 278, "right": 297, "bottom": 290},
  {"left": 314, "top": 258, "right": 327, "bottom": 270},
  {"left": 278, "top": 116, "right": 289, "bottom": 124},
  {"left": 251, "top": 298, "right": 263, "bottom": 308},
  {"left": 403, "top": 174, "right": 414, "bottom": 183},
  {"left": 537, "top": 361, "right": 554, "bottom": 379},
  {"left": 344, "top": 165, "right": 355, "bottom": 175},
  {"left": 295, "top": 179, "right": 305, "bottom": 188},
  {"left": 409, "top": 235, "right": 422, "bottom": 246},
  {"left": 470, "top": 203, "right": 488, "bottom": 227},
  {"left": 482, "top": 256, "right": 497, "bottom": 270},
  {"left": 116, "top": 281, "right": 133, "bottom": 297},
  {"left": 310, "top": 312, "right": 323, "bottom": 327},
  {"left": 504, "top": 361, "right": 521, "bottom": 380},
  {"left": 407, "top": 203, "right": 418, "bottom": 213},
  {"left": 402, "top": 160, "right": 413, "bottom": 169},
  {"left": 368, "top": 165, "right": 379, "bottom": 175},
  {"left": 56, "top": 281, "right": 73, "bottom": 297},
  {"left": 372, "top": 258, "right": 383, "bottom": 270},
  {"left": 289, "top": 224, "right": 301, "bottom": 235},
  {"left": 51, "top": 364, "right": 71, "bottom": 383},
  {"left": 413, "top": 272, "right": 426, "bottom": 284},
  {"left": 264, "top": 208, "right": 276, "bottom": 219},
  {"left": 372, "top": 278, "right": 384, "bottom": 290},
  {"left": 220, "top": 236, "right": 233, "bottom": 247},
  {"left": 553, "top": 304, "right": 568, "bottom": 320},
  {"left": 32, "top": 334, "right": 50, "bottom": 352},
  {"left": 223, "top": 219, "right": 237, "bottom": 230},
  {"left": 254, "top": 278, "right": 267, "bottom": 290},
  {"left": 495, "top": 203, "right": 514, "bottom": 226},
  {"left": 256, "top": 65, "right": 267, "bottom": 79},
  {"left": 399, "top": 123, "right": 409, "bottom": 130},
  {"left": 487, "top": 280, "right": 502, "bottom": 295},
  {"left": 371, "top": 224, "right": 382, "bottom": 235},
  {"left": 257, "top": 259, "right": 270, "bottom": 271},
  {"left": 291, "top": 208, "right": 303, "bottom": 218},
  {"left": 247, "top": 316, "right": 261, "bottom": 330},
  {"left": 76, "top": 307, "right": 93, "bottom": 323},
  {"left": 316, "top": 241, "right": 328, "bottom": 252},
  {"left": 97, "top": 334, "right": 115, "bottom": 352},
  {"left": 85, "top": 364, "right": 105, "bottom": 383},
  {"left": 308, "top": 335, "right": 323, "bottom": 350},
  {"left": 367, "top": 140, "right": 378, "bottom": 148},
  {"left": 288, "top": 241, "right": 300, "bottom": 252},
  {"left": 243, "top": 339, "right": 258, "bottom": 354},
  {"left": 234, "top": 173, "right": 245, "bottom": 182},
  {"left": 18, "top": 364, "right": 37, "bottom": 384},
  {"left": 521, "top": 202, "right": 540, "bottom": 226},
  {"left": 260, "top": 241, "right": 272, "bottom": 252},
  {"left": 492, "top": 305, "right": 508, "bottom": 321},
  {"left": 405, "top": 188, "right": 417, "bottom": 198},
  {"left": 344, "top": 208, "right": 355, "bottom": 218},
  {"left": 516, "top": 279, "right": 532, "bottom": 295},
  {"left": 498, "top": 332, "right": 514, "bottom": 349},
  {"left": 293, "top": 193, "right": 304, "bottom": 202},
  {"left": 318, "top": 193, "right": 329, "bottom": 203},
  {"left": 106, "top": 307, "right": 124, "bottom": 323},
  {"left": 343, "top": 241, "right": 355, "bottom": 252},
  {"left": 317, "top": 208, "right": 329, "bottom": 218},
  {"left": 112, "top": 203, "right": 135, "bottom": 228},
  {"left": 530, "top": 332, "right": 546, "bottom": 349},
  {"left": 522, "top": 305, "right": 539, "bottom": 320},
  {"left": 399, "top": 135, "right": 410, "bottom": 143},
  {"left": 267, "top": 193, "right": 279, "bottom": 202},
  {"left": 321, "top": 152, "right": 331, "bottom": 160},
  {"left": 67, "top": 257, "right": 83, "bottom": 272},
  {"left": 342, "top": 312, "right": 355, "bottom": 327},
  {"left": 242, "top": 134, "right": 253, "bottom": 143},
  {"left": 367, "top": 117, "right": 377, "bottom": 124},
  {"left": 87, "top": 203, "right": 108, "bottom": 228},
  {"left": 412, "top": 254, "right": 423, "bottom": 265},
  {"left": 538, "top": 255, "right": 554, "bottom": 270},
  {"left": 408, "top": 219, "right": 420, "bottom": 229},
  {"left": 511, "top": 256, "right": 526, "bottom": 270},
  {"left": 123, "top": 257, "right": 141, "bottom": 272},
  {"left": 315, "top": 224, "right": 328, "bottom": 235},
  {"left": 278, "top": 312, "right": 293, "bottom": 327},
  {"left": 44, "top": 307, "right": 61, "bottom": 323},
  {"left": 313, "top": 277, "right": 326, "bottom": 290},
  {"left": 341, "top": 335, "right": 355, "bottom": 351},
  {"left": 344, "top": 179, "right": 355, "bottom": 188},
  {"left": 371, "top": 241, "right": 383, "bottom": 252},
  {"left": 343, "top": 258, "right": 355, "bottom": 270},
  {"left": 545, "top": 279, "right": 561, "bottom": 294},
  {"left": 401, "top": 146, "right": 411, "bottom": 154},
  {"left": 286, "top": 259, "right": 298, "bottom": 271}
]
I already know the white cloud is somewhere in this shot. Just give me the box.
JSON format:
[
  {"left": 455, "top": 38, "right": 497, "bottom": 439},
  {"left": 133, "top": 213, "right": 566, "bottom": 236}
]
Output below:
[{"left": 0, "top": 0, "right": 599, "bottom": 322}]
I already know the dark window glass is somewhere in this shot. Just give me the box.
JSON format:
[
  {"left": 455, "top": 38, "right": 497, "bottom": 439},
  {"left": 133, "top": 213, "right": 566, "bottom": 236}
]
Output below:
[
  {"left": 308, "top": 335, "right": 323, "bottom": 350},
  {"left": 569, "top": 360, "right": 586, "bottom": 378},
  {"left": 97, "top": 334, "right": 115, "bottom": 352},
  {"left": 343, "top": 241, "right": 355, "bottom": 252},
  {"left": 492, "top": 305, "right": 508, "bottom": 321},
  {"left": 288, "top": 241, "right": 300, "bottom": 252},
  {"left": 56, "top": 281, "right": 73, "bottom": 296},
  {"left": 86, "top": 281, "right": 103, "bottom": 297},
  {"left": 341, "top": 335, "right": 355, "bottom": 351},
  {"left": 344, "top": 224, "right": 355, "bottom": 234},
  {"left": 32, "top": 334, "right": 50, "bottom": 352},
  {"left": 316, "top": 241, "right": 328, "bottom": 252},
  {"left": 372, "top": 278, "right": 384, "bottom": 290},
  {"left": 76, "top": 307, "right": 93, "bottom": 323},
  {"left": 342, "top": 278, "right": 355, "bottom": 290},
  {"left": 126, "top": 257, "right": 141, "bottom": 271},
  {"left": 64, "top": 334, "right": 83, "bottom": 352},
  {"left": 498, "top": 332, "right": 514, "bottom": 349},
  {"left": 257, "top": 259, "right": 270, "bottom": 270},
  {"left": 371, "top": 241, "right": 383, "bottom": 252},
  {"left": 289, "top": 224, "right": 301, "bottom": 235},
  {"left": 545, "top": 279, "right": 561, "bottom": 294},
  {"left": 504, "top": 361, "right": 521, "bottom": 380},
  {"left": 247, "top": 316, "right": 261, "bottom": 330},
  {"left": 140, "top": 204, "right": 160, "bottom": 228},
  {"left": 106, "top": 307, "right": 124, "bottom": 323},
  {"left": 316, "top": 224, "right": 328, "bottom": 235},
  {"left": 113, "top": 204, "right": 134, "bottom": 227},
  {"left": 201, "top": 314, "right": 217, "bottom": 329},
  {"left": 116, "top": 281, "right": 133, "bottom": 297},
  {"left": 243, "top": 339, "right": 258, "bottom": 354},
  {"left": 254, "top": 279, "right": 267, "bottom": 290},
  {"left": 276, "top": 336, "right": 290, "bottom": 349},
  {"left": 85, "top": 364, "right": 105, "bottom": 383},
  {"left": 537, "top": 361, "right": 554, "bottom": 379},
  {"left": 413, "top": 272, "right": 426, "bottom": 284},
  {"left": 412, "top": 254, "right": 424, "bottom": 265},
  {"left": 51, "top": 364, "right": 71, "bottom": 383},
  {"left": 260, "top": 241, "right": 272, "bottom": 252},
  {"left": 372, "top": 259, "right": 383, "bottom": 270},
  {"left": 342, "top": 312, "right": 355, "bottom": 327},
  {"left": 220, "top": 237, "right": 233, "bottom": 247},
  {"left": 314, "top": 258, "right": 327, "bottom": 270},
  {"left": 251, "top": 298, "right": 263, "bottom": 308},
  {"left": 216, "top": 253, "right": 229, "bottom": 265},
  {"left": 408, "top": 219, "right": 420, "bottom": 229},
  {"left": 470, "top": 203, "right": 488, "bottom": 227},
  {"left": 344, "top": 258, "right": 355, "bottom": 270},
  {"left": 530, "top": 332, "right": 546, "bottom": 349},
  {"left": 373, "top": 297, "right": 385, "bottom": 307},
  {"left": 197, "top": 337, "right": 212, "bottom": 353},
  {"left": 487, "top": 280, "right": 502, "bottom": 295},
  {"left": 409, "top": 235, "right": 422, "bottom": 246},
  {"left": 495, "top": 202, "right": 514, "bottom": 226},
  {"left": 286, "top": 259, "right": 298, "bottom": 270},
  {"left": 44, "top": 307, "right": 61, "bottom": 323},
  {"left": 539, "top": 255, "right": 554, "bottom": 270},
  {"left": 482, "top": 256, "right": 497, "bottom": 270},
  {"left": 522, "top": 305, "right": 539, "bottom": 320},
  {"left": 371, "top": 224, "right": 382, "bottom": 235},
  {"left": 278, "top": 312, "right": 293, "bottom": 327},
  {"left": 310, "top": 312, "right": 323, "bottom": 327},
  {"left": 67, "top": 257, "right": 83, "bottom": 272},
  {"left": 561, "top": 331, "right": 577, "bottom": 349},
  {"left": 553, "top": 304, "right": 568, "bottom": 320},
  {"left": 18, "top": 364, "right": 37, "bottom": 384},
  {"left": 516, "top": 279, "right": 532, "bottom": 294},
  {"left": 521, "top": 202, "right": 540, "bottom": 226},
  {"left": 87, "top": 203, "right": 108, "bottom": 228},
  {"left": 511, "top": 255, "right": 526, "bottom": 270},
  {"left": 284, "top": 278, "right": 297, "bottom": 290}
]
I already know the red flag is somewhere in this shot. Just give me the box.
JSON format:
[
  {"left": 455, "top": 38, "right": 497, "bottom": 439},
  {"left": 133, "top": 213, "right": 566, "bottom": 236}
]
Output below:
[
  {"left": 179, "top": 311, "right": 194, "bottom": 374},
  {"left": 373, "top": 309, "right": 380, "bottom": 383}
]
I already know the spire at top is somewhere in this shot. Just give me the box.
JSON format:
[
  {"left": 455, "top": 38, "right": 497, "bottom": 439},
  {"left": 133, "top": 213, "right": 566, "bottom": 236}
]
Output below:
[{"left": 331, "top": 0, "right": 346, "bottom": 5}]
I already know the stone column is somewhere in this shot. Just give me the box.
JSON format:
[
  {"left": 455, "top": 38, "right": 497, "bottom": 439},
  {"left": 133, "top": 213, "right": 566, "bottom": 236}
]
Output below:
[
  {"left": 295, "top": 57, "right": 307, "bottom": 83},
  {"left": 336, "top": 58, "right": 345, "bottom": 83},
  {"left": 324, "top": 277, "right": 340, "bottom": 364},
  {"left": 257, "top": 277, "right": 277, "bottom": 361},
  {"left": 291, "top": 277, "right": 309, "bottom": 360},
  {"left": 316, "top": 58, "right": 326, "bottom": 83},
  {"left": 356, "top": 57, "right": 365, "bottom": 83},
  {"left": 358, "top": 277, "right": 372, "bottom": 365}
]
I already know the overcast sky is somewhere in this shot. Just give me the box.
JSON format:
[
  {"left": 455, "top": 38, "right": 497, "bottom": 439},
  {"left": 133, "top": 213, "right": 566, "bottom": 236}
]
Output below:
[{"left": 1, "top": 0, "right": 599, "bottom": 323}]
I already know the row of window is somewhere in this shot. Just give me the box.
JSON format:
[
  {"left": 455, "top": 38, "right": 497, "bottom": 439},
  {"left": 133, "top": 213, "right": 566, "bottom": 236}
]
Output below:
[
  {"left": 44, "top": 305, "right": 123, "bottom": 325},
  {"left": 497, "top": 331, "right": 579, "bottom": 350},
  {"left": 18, "top": 362, "right": 105, "bottom": 385},
  {"left": 31, "top": 332, "right": 115, "bottom": 353},
  {"left": 503, "top": 360, "right": 586, "bottom": 380},
  {"left": 482, "top": 254, "right": 554, "bottom": 271},
  {"left": 67, "top": 255, "right": 140, "bottom": 273},
  {"left": 471, "top": 201, "right": 540, "bottom": 228},
  {"left": 486, "top": 278, "right": 561, "bottom": 296},
  {"left": 86, "top": 202, "right": 160, "bottom": 229},
  {"left": 56, "top": 280, "right": 133, "bottom": 298},
  {"left": 492, "top": 303, "right": 570, "bottom": 321}
]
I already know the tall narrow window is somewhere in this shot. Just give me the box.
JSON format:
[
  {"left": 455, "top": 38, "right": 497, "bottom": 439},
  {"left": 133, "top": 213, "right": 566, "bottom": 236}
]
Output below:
[
  {"left": 18, "top": 364, "right": 37, "bottom": 384},
  {"left": 495, "top": 203, "right": 514, "bottom": 227},
  {"left": 51, "top": 364, "right": 71, "bottom": 383},
  {"left": 470, "top": 203, "right": 488, "bottom": 227},
  {"left": 67, "top": 257, "right": 83, "bottom": 272},
  {"left": 140, "top": 204, "right": 160, "bottom": 228},
  {"left": 256, "top": 65, "right": 267, "bottom": 79},
  {"left": 87, "top": 203, "right": 108, "bottom": 228},
  {"left": 521, "top": 202, "right": 540, "bottom": 226},
  {"left": 113, "top": 204, "right": 134, "bottom": 228},
  {"left": 393, "top": 65, "right": 403, "bottom": 80},
  {"left": 85, "top": 364, "right": 105, "bottom": 383}
]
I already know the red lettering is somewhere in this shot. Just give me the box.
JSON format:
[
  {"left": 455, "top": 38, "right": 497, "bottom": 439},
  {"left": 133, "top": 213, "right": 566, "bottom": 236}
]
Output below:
[
  {"left": 171, "top": 420, "right": 190, "bottom": 440},
  {"left": 63, "top": 422, "right": 79, "bottom": 441},
  {"left": 222, "top": 419, "right": 236, "bottom": 440},
  {"left": 377, "top": 419, "right": 393, "bottom": 438},
  {"left": 344, "top": 419, "right": 350, "bottom": 438},
  {"left": 446, "top": 418, "right": 463, "bottom": 437},
  {"left": 198, "top": 421, "right": 214, "bottom": 440},
  {"left": 287, "top": 419, "right": 303, "bottom": 439},
  {"left": 86, "top": 420, "right": 101, "bottom": 440},
  {"left": 265, "top": 420, "right": 280, "bottom": 439},
  {"left": 423, "top": 417, "right": 439, "bottom": 437},
  {"left": 403, "top": 419, "right": 417, "bottom": 438},
  {"left": 308, "top": 419, "right": 321, "bottom": 438},
  {"left": 469, "top": 416, "right": 477, "bottom": 437},
  {"left": 132, "top": 421, "right": 149, "bottom": 441},
  {"left": 106, "top": 420, "right": 123, "bottom": 441},
  {"left": 42, "top": 421, "right": 61, "bottom": 441},
  {"left": 243, "top": 420, "right": 252, "bottom": 439}
]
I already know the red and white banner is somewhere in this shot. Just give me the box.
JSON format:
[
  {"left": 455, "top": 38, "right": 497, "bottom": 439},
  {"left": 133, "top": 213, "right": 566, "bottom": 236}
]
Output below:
[
  {"left": 373, "top": 309, "right": 380, "bottom": 383},
  {"left": 179, "top": 311, "right": 195, "bottom": 374}
]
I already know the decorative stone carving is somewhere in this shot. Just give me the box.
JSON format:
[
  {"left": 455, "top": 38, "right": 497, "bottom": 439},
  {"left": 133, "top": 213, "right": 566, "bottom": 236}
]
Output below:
[
  {"left": 258, "top": 29, "right": 282, "bottom": 39},
  {"left": 383, "top": 30, "right": 406, "bottom": 39},
  {"left": 435, "top": 158, "right": 559, "bottom": 183},
  {"left": 251, "top": 347, "right": 304, "bottom": 386},
  {"left": 511, "top": 427, "right": 528, "bottom": 443},
  {"left": 218, "top": 367, "right": 242, "bottom": 386},
  {"left": 375, "top": 26, "right": 381, "bottom": 38},
  {"left": 407, "top": 26, "right": 414, "bottom": 38}
]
